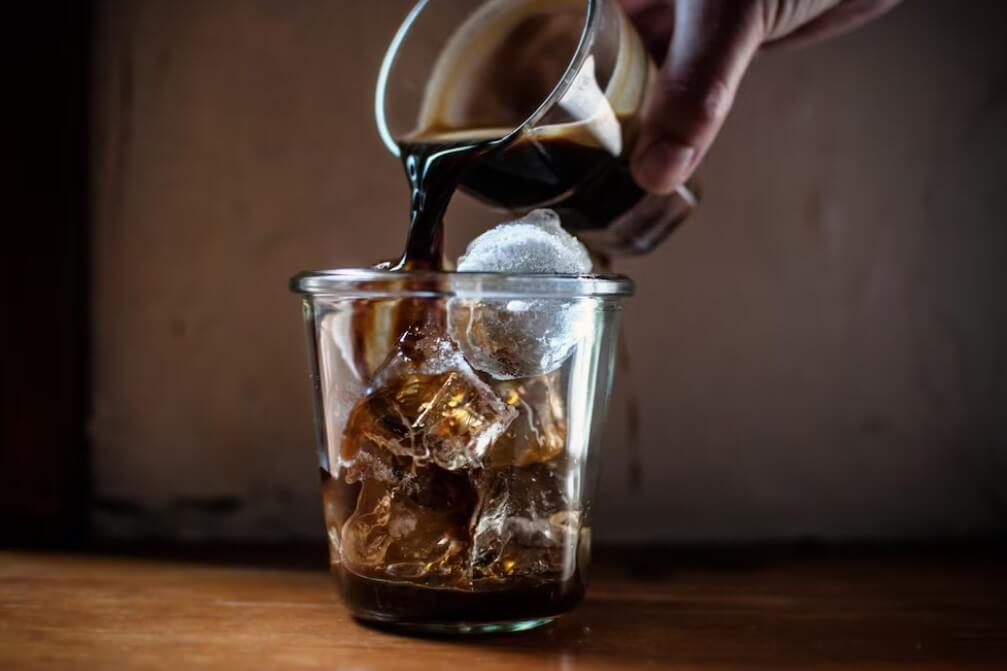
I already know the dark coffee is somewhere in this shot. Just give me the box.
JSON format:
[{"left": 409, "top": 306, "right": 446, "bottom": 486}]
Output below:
[
  {"left": 321, "top": 455, "right": 588, "bottom": 625},
  {"left": 395, "top": 127, "right": 648, "bottom": 270},
  {"left": 393, "top": 138, "right": 500, "bottom": 270},
  {"left": 451, "top": 132, "right": 647, "bottom": 232},
  {"left": 336, "top": 565, "right": 586, "bottom": 626}
]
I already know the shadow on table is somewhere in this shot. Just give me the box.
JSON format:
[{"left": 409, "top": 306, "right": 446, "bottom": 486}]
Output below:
[
  {"left": 352, "top": 542, "right": 1007, "bottom": 669},
  {"left": 41, "top": 537, "right": 1007, "bottom": 577},
  {"left": 366, "top": 566, "right": 1006, "bottom": 669}
]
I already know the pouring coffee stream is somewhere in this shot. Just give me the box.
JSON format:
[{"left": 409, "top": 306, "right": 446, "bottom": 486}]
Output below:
[{"left": 393, "top": 136, "right": 501, "bottom": 271}]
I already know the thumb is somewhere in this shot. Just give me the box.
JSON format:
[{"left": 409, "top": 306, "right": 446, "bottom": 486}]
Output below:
[{"left": 631, "top": 1, "right": 764, "bottom": 194}]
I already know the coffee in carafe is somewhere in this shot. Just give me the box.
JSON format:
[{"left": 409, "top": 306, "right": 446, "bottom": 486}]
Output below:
[{"left": 389, "top": 0, "right": 697, "bottom": 269}]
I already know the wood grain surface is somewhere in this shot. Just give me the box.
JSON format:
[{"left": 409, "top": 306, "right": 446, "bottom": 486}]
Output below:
[{"left": 1, "top": 550, "right": 1004, "bottom": 670}]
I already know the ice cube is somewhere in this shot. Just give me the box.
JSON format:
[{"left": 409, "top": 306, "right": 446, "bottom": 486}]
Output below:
[
  {"left": 341, "top": 466, "right": 477, "bottom": 582},
  {"left": 448, "top": 297, "right": 592, "bottom": 381},
  {"left": 484, "top": 372, "right": 567, "bottom": 468},
  {"left": 456, "top": 209, "right": 592, "bottom": 275},
  {"left": 469, "top": 463, "right": 581, "bottom": 580},
  {"left": 450, "top": 210, "right": 593, "bottom": 380},
  {"left": 340, "top": 325, "right": 517, "bottom": 474}
]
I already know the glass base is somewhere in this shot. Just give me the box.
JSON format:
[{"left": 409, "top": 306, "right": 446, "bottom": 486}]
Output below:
[{"left": 356, "top": 615, "right": 557, "bottom": 635}]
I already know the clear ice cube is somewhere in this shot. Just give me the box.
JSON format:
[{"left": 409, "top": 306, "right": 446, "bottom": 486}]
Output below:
[
  {"left": 484, "top": 372, "right": 567, "bottom": 468},
  {"left": 341, "top": 466, "right": 477, "bottom": 582},
  {"left": 469, "top": 463, "right": 580, "bottom": 580},
  {"left": 449, "top": 296, "right": 591, "bottom": 381},
  {"left": 340, "top": 325, "right": 517, "bottom": 476}
]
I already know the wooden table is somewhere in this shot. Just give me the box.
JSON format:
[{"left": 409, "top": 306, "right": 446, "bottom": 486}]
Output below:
[{"left": 1, "top": 548, "right": 1004, "bottom": 670}]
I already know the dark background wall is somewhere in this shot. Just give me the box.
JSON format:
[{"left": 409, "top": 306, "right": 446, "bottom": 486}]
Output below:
[
  {"left": 3, "top": 2, "right": 90, "bottom": 545},
  {"left": 86, "top": 0, "right": 1006, "bottom": 542}
]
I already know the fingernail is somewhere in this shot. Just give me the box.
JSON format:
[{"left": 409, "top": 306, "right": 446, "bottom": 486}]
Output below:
[{"left": 632, "top": 140, "right": 696, "bottom": 195}]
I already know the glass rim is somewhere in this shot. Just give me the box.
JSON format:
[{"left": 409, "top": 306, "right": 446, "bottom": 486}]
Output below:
[
  {"left": 375, "top": 0, "right": 600, "bottom": 157},
  {"left": 291, "top": 268, "right": 634, "bottom": 298}
]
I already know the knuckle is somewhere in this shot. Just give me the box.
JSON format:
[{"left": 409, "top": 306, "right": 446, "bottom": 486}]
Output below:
[
  {"left": 658, "top": 73, "right": 732, "bottom": 130},
  {"left": 698, "top": 76, "right": 734, "bottom": 127}
]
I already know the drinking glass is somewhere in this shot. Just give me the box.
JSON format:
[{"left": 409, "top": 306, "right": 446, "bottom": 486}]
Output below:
[{"left": 292, "top": 269, "right": 632, "bottom": 633}]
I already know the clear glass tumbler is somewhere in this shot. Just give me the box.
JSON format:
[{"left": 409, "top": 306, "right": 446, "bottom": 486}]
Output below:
[{"left": 292, "top": 269, "right": 632, "bottom": 633}]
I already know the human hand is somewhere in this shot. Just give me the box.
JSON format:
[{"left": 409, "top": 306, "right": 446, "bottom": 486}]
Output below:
[{"left": 621, "top": 0, "right": 902, "bottom": 193}]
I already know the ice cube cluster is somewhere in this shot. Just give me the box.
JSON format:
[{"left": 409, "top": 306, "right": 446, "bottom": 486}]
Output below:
[
  {"left": 329, "top": 210, "right": 593, "bottom": 587},
  {"left": 337, "top": 325, "right": 576, "bottom": 586}
]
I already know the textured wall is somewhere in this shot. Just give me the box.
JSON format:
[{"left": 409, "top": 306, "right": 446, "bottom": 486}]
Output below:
[{"left": 91, "top": 0, "right": 1007, "bottom": 541}]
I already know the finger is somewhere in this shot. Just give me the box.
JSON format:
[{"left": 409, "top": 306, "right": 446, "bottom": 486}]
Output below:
[
  {"left": 631, "top": 0, "right": 764, "bottom": 194},
  {"left": 765, "top": 0, "right": 902, "bottom": 50}
]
